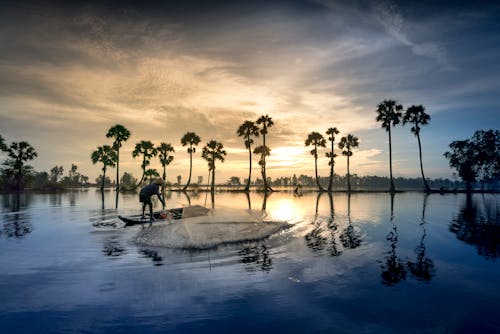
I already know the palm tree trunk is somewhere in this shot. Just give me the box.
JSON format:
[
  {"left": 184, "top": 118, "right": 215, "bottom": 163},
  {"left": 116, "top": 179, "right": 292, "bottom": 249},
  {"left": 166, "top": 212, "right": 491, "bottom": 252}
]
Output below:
[
  {"left": 388, "top": 128, "right": 395, "bottom": 193},
  {"left": 347, "top": 154, "right": 351, "bottom": 192},
  {"left": 328, "top": 140, "right": 334, "bottom": 191},
  {"left": 417, "top": 133, "right": 431, "bottom": 193},
  {"left": 262, "top": 134, "right": 273, "bottom": 192},
  {"left": 137, "top": 155, "right": 146, "bottom": 185},
  {"left": 101, "top": 166, "right": 106, "bottom": 192},
  {"left": 245, "top": 143, "right": 252, "bottom": 192},
  {"left": 116, "top": 149, "right": 120, "bottom": 191},
  {"left": 183, "top": 148, "right": 193, "bottom": 191},
  {"left": 314, "top": 152, "right": 324, "bottom": 192},
  {"left": 211, "top": 165, "right": 215, "bottom": 193}
]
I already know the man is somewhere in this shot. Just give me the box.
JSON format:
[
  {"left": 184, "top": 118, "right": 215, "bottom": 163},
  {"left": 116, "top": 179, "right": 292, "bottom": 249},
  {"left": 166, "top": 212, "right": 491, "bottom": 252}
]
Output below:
[{"left": 140, "top": 178, "right": 165, "bottom": 221}]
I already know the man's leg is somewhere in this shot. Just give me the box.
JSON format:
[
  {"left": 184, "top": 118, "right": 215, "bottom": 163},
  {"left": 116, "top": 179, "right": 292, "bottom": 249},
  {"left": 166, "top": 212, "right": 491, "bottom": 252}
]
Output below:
[
  {"left": 141, "top": 203, "right": 146, "bottom": 219},
  {"left": 149, "top": 203, "right": 154, "bottom": 221}
]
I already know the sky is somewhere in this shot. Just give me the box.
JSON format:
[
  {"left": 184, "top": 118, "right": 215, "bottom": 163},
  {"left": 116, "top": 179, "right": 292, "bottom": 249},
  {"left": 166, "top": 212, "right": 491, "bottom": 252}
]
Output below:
[{"left": 0, "top": 0, "right": 499, "bottom": 184}]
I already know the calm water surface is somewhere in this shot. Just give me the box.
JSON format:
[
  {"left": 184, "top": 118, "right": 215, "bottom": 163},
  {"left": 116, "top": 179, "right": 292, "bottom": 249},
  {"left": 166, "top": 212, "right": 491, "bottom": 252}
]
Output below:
[{"left": 0, "top": 190, "right": 499, "bottom": 333}]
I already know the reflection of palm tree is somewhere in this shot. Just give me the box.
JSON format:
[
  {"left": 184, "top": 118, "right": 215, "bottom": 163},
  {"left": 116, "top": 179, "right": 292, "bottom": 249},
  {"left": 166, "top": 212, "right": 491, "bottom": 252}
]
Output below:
[
  {"left": 237, "top": 121, "right": 260, "bottom": 192},
  {"left": 245, "top": 192, "right": 252, "bottom": 210},
  {"left": 201, "top": 140, "right": 227, "bottom": 193},
  {"left": 407, "top": 194, "right": 435, "bottom": 281},
  {"left": 376, "top": 99, "right": 403, "bottom": 193},
  {"left": 132, "top": 140, "right": 157, "bottom": 185},
  {"left": 255, "top": 115, "right": 274, "bottom": 192},
  {"left": 326, "top": 127, "right": 340, "bottom": 192},
  {"left": 239, "top": 244, "right": 272, "bottom": 272},
  {"left": 305, "top": 132, "right": 327, "bottom": 192},
  {"left": 183, "top": 191, "right": 191, "bottom": 206},
  {"left": 338, "top": 134, "right": 359, "bottom": 192},
  {"left": 0, "top": 133, "right": 7, "bottom": 151},
  {"left": 181, "top": 132, "right": 201, "bottom": 191},
  {"left": 326, "top": 192, "right": 341, "bottom": 256},
  {"left": 1, "top": 193, "right": 33, "bottom": 238},
  {"left": 106, "top": 124, "right": 131, "bottom": 191},
  {"left": 381, "top": 193, "right": 407, "bottom": 285},
  {"left": 102, "top": 236, "right": 126, "bottom": 258},
  {"left": 339, "top": 193, "right": 361, "bottom": 249},
  {"left": 403, "top": 105, "right": 431, "bottom": 193},
  {"left": 91, "top": 145, "right": 117, "bottom": 191},
  {"left": 261, "top": 192, "right": 269, "bottom": 211}
]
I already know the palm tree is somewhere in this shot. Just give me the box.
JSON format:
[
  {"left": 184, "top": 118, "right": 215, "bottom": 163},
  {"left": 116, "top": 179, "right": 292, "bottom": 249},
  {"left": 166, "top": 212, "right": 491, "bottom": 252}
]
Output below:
[
  {"left": 106, "top": 124, "right": 131, "bottom": 191},
  {"left": 5, "top": 141, "right": 38, "bottom": 191},
  {"left": 157, "top": 142, "right": 175, "bottom": 184},
  {"left": 338, "top": 134, "right": 359, "bottom": 192},
  {"left": 132, "top": 140, "right": 157, "bottom": 185},
  {"left": 326, "top": 127, "right": 340, "bottom": 191},
  {"left": 376, "top": 99, "right": 403, "bottom": 192},
  {"left": 144, "top": 168, "right": 160, "bottom": 184},
  {"left": 237, "top": 120, "right": 260, "bottom": 192},
  {"left": 91, "top": 145, "right": 117, "bottom": 191},
  {"left": 181, "top": 132, "right": 201, "bottom": 191},
  {"left": 305, "top": 131, "right": 327, "bottom": 192},
  {"left": 201, "top": 140, "right": 227, "bottom": 193},
  {"left": 255, "top": 115, "right": 274, "bottom": 192},
  {"left": 403, "top": 105, "right": 431, "bottom": 193}
]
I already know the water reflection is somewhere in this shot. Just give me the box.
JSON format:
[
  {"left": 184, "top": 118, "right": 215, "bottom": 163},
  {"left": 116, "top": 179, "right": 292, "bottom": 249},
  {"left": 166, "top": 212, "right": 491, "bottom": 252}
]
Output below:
[
  {"left": 1, "top": 193, "right": 33, "bottom": 239},
  {"left": 380, "top": 193, "right": 407, "bottom": 286},
  {"left": 450, "top": 194, "right": 500, "bottom": 259},
  {"left": 339, "top": 194, "right": 361, "bottom": 249},
  {"left": 139, "top": 248, "right": 164, "bottom": 266},
  {"left": 304, "top": 193, "right": 342, "bottom": 256},
  {"left": 407, "top": 195, "right": 435, "bottom": 282},
  {"left": 102, "top": 236, "right": 127, "bottom": 258},
  {"left": 238, "top": 243, "right": 272, "bottom": 272}
]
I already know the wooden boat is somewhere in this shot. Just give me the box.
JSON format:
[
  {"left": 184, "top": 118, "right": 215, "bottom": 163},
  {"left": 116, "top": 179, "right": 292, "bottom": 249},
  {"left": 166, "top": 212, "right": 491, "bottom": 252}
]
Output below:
[{"left": 118, "top": 205, "right": 209, "bottom": 226}]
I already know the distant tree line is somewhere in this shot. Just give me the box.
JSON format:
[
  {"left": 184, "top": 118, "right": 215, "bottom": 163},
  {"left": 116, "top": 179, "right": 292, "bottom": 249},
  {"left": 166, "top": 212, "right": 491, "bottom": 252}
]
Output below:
[{"left": 1, "top": 102, "right": 498, "bottom": 193}]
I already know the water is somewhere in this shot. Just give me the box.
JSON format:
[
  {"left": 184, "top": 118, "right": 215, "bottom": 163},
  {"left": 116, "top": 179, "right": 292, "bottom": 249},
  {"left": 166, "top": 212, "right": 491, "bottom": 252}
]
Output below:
[{"left": 1, "top": 190, "right": 499, "bottom": 333}]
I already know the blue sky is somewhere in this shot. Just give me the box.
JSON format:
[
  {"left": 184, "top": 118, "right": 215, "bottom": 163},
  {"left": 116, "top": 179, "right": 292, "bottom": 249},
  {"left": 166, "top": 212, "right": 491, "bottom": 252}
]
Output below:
[{"left": 0, "top": 0, "right": 499, "bottom": 182}]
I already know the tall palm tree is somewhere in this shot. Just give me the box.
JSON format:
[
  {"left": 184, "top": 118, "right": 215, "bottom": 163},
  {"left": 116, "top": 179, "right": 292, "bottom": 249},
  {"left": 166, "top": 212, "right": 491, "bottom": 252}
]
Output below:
[
  {"left": 338, "top": 134, "right": 359, "bottom": 192},
  {"left": 106, "top": 124, "right": 131, "bottom": 191},
  {"left": 237, "top": 120, "right": 260, "bottom": 192},
  {"left": 255, "top": 115, "right": 274, "bottom": 192},
  {"left": 305, "top": 131, "right": 327, "bottom": 192},
  {"left": 376, "top": 99, "right": 403, "bottom": 192},
  {"left": 5, "top": 141, "right": 38, "bottom": 191},
  {"left": 201, "top": 140, "right": 227, "bottom": 193},
  {"left": 157, "top": 142, "right": 175, "bottom": 184},
  {"left": 403, "top": 105, "right": 431, "bottom": 193},
  {"left": 181, "top": 132, "right": 201, "bottom": 191},
  {"left": 132, "top": 140, "right": 157, "bottom": 185},
  {"left": 326, "top": 127, "right": 340, "bottom": 191},
  {"left": 91, "top": 145, "right": 117, "bottom": 191}
]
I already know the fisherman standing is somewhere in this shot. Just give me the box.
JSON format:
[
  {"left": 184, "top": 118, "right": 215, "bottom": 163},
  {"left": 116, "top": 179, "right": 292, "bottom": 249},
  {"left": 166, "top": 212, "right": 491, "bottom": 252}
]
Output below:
[{"left": 140, "top": 178, "right": 165, "bottom": 221}]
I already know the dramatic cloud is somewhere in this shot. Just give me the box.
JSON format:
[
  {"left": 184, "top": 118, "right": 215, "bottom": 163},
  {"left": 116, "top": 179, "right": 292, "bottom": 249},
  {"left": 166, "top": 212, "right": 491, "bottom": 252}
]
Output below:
[{"left": 0, "top": 0, "right": 499, "bottom": 182}]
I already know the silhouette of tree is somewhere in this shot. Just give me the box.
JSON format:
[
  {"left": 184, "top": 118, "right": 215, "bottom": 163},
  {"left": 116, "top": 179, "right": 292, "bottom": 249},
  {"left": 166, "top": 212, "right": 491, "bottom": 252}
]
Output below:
[
  {"left": 181, "top": 132, "right": 201, "bottom": 191},
  {"left": 0, "top": 134, "right": 7, "bottom": 152},
  {"left": 376, "top": 99, "right": 403, "bottom": 192},
  {"left": 2, "top": 141, "right": 38, "bottom": 191},
  {"left": 201, "top": 140, "right": 227, "bottom": 193},
  {"left": 471, "top": 130, "right": 500, "bottom": 189},
  {"left": 305, "top": 131, "right": 327, "bottom": 192},
  {"left": 326, "top": 127, "right": 340, "bottom": 192},
  {"left": 106, "top": 124, "right": 131, "bottom": 191},
  {"left": 403, "top": 105, "right": 431, "bottom": 193},
  {"left": 91, "top": 145, "right": 116, "bottom": 191},
  {"left": 237, "top": 120, "right": 260, "bottom": 192},
  {"left": 444, "top": 140, "right": 477, "bottom": 191},
  {"left": 255, "top": 115, "right": 274, "bottom": 192},
  {"left": 49, "top": 165, "right": 64, "bottom": 183},
  {"left": 157, "top": 142, "right": 175, "bottom": 184},
  {"left": 132, "top": 140, "right": 157, "bottom": 185},
  {"left": 338, "top": 134, "right": 359, "bottom": 192},
  {"left": 144, "top": 168, "right": 160, "bottom": 184}
]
